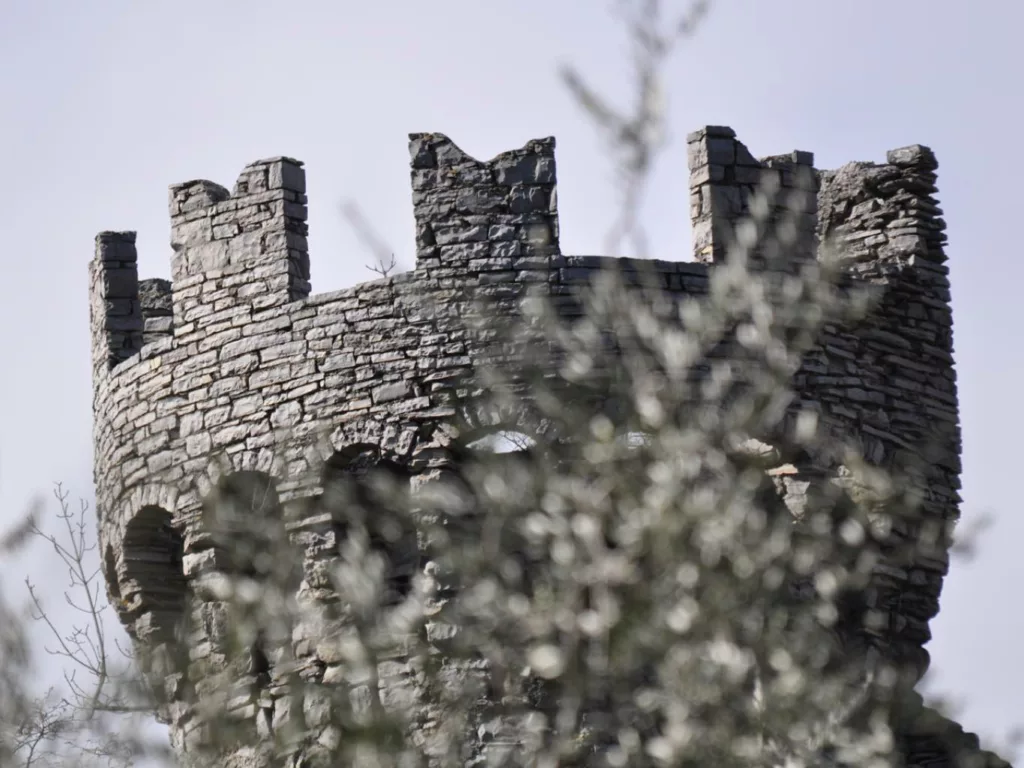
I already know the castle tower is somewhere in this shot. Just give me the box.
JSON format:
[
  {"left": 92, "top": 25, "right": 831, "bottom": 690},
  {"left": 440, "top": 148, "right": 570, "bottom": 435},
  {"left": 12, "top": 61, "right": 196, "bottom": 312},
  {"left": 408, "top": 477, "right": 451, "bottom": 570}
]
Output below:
[{"left": 88, "top": 129, "right": 1002, "bottom": 768}]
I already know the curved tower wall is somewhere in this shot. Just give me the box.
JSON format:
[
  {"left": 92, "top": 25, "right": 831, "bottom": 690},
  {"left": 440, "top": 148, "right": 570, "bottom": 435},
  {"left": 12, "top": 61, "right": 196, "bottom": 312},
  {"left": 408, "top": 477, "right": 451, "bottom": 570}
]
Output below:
[{"left": 89, "top": 126, "right": 965, "bottom": 764}]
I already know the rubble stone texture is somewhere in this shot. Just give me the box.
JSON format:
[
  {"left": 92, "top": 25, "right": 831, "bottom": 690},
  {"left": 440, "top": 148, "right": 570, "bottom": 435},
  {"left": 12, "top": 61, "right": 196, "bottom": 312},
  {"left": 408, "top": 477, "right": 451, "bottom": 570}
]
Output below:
[{"left": 88, "top": 127, "right": 1007, "bottom": 767}]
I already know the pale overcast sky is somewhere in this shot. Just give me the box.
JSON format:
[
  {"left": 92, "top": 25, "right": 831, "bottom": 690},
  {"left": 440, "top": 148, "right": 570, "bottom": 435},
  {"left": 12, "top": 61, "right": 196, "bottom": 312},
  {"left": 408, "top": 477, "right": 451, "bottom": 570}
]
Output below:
[{"left": 0, "top": 0, "right": 1020, "bottom": 752}]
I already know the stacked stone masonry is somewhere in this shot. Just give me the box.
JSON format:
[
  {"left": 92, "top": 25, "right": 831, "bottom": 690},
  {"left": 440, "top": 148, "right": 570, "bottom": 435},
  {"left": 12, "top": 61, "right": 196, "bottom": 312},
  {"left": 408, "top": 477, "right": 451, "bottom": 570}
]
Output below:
[{"left": 89, "top": 127, "right": 1004, "bottom": 767}]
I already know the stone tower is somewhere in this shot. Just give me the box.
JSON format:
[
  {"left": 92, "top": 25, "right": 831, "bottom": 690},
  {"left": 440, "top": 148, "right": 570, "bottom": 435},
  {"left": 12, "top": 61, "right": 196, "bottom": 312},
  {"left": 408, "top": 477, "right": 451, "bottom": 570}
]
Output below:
[{"left": 89, "top": 127, "right": 1004, "bottom": 767}]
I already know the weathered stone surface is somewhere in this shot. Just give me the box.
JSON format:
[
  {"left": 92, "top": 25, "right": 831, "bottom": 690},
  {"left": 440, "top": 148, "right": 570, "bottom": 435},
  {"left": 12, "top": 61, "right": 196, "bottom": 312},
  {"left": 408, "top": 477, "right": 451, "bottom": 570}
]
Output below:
[{"left": 87, "top": 128, "right": 999, "bottom": 768}]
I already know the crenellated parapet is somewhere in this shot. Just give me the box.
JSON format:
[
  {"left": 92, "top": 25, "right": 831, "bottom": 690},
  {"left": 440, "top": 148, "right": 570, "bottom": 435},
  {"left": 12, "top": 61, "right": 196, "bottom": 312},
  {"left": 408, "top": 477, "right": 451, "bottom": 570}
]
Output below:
[
  {"left": 409, "top": 133, "right": 560, "bottom": 277},
  {"left": 687, "top": 125, "right": 818, "bottom": 266},
  {"left": 89, "top": 231, "right": 144, "bottom": 379},
  {"left": 87, "top": 127, "right": 994, "bottom": 768},
  {"left": 169, "top": 156, "right": 310, "bottom": 333}
]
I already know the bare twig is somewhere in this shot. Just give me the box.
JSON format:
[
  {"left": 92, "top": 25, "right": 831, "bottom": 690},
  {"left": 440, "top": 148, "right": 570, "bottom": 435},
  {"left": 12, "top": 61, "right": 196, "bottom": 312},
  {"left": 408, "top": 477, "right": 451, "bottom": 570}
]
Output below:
[
  {"left": 341, "top": 199, "right": 403, "bottom": 277},
  {"left": 367, "top": 253, "right": 398, "bottom": 278}
]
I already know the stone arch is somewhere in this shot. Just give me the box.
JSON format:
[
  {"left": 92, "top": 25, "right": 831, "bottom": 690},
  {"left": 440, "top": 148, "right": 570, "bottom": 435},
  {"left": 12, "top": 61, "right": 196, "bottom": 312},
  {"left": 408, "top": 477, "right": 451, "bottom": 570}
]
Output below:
[
  {"left": 320, "top": 443, "right": 419, "bottom": 607},
  {"left": 327, "top": 417, "right": 422, "bottom": 460},
  {"left": 452, "top": 400, "right": 553, "bottom": 450},
  {"left": 120, "top": 505, "right": 187, "bottom": 643},
  {"left": 192, "top": 449, "right": 287, "bottom": 501},
  {"left": 115, "top": 482, "right": 181, "bottom": 536}
]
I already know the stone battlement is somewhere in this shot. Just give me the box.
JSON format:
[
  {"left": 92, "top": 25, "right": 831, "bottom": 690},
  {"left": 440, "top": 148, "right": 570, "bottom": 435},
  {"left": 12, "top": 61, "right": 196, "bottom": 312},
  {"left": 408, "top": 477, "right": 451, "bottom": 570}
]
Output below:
[{"left": 88, "top": 127, "right": 996, "bottom": 767}]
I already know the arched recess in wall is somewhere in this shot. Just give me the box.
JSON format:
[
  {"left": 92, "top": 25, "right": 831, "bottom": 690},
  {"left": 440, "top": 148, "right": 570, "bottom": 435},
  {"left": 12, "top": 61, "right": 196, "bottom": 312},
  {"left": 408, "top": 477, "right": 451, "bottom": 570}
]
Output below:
[
  {"left": 455, "top": 427, "right": 543, "bottom": 599},
  {"left": 119, "top": 506, "right": 187, "bottom": 644},
  {"left": 200, "top": 470, "right": 288, "bottom": 697},
  {"left": 321, "top": 444, "right": 419, "bottom": 607},
  {"left": 203, "top": 470, "right": 286, "bottom": 579},
  {"left": 455, "top": 427, "right": 567, "bottom": 715},
  {"left": 463, "top": 426, "right": 649, "bottom": 727}
]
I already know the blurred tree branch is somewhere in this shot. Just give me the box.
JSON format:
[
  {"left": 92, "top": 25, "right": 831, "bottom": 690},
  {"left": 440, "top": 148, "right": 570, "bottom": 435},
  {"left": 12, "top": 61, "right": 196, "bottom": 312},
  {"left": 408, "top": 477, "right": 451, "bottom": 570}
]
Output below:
[{"left": 561, "top": 0, "right": 710, "bottom": 258}]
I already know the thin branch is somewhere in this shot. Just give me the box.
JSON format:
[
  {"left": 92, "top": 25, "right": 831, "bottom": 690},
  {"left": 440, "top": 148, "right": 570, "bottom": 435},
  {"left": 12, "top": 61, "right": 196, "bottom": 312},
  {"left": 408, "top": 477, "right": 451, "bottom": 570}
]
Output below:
[
  {"left": 17, "top": 483, "right": 156, "bottom": 766},
  {"left": 367, "top": 253, "right": 398, "bottom": 278},
  {"left": 340, "top": 199, "right": 403, "bottom": 278}
]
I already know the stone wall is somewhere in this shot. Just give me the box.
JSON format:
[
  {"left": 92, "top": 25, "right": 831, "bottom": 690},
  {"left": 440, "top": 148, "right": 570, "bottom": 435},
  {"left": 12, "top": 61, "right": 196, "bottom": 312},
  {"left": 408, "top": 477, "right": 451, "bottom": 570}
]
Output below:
[
  {"left": 88, "top": 127, "right": 1002, "bottom": 768},
  {"left": 807, "top": 145, "right": 961, "bottom": 683}
]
